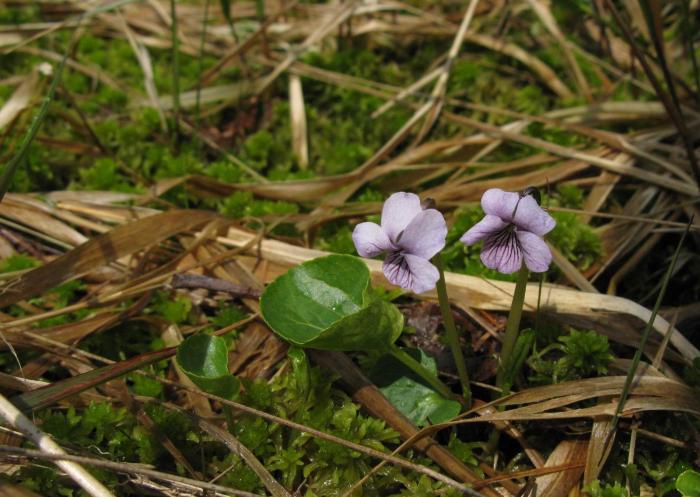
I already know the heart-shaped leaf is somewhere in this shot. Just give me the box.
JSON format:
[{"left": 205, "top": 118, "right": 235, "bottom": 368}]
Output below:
[
  {"left": 176, "top": 334, "right": 240, "bottom": 399},
  {"left": 261, "top": 255, "right": 402, "bottom": 351},
  {"left": 677, "top": 469, "right": 700, "bottom": 497},
  {"left": 369, "top": 348, "right": 460, "bottom": 427}
]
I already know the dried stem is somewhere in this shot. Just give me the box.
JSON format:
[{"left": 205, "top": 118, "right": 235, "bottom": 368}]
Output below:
[{"left": 0, "top": 394, "right": 115, "bottom": 497}]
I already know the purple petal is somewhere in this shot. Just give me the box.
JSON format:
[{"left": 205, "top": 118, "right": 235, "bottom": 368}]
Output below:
[
  {"left": 481, "top": 188, "right": 520, "bottom": 221},
  {"left": 397, "top": 209, "right": 447, "bottom": 259},
  {"left": 382, "top": 252, "right": 439, "bottom": 293},
  {"left": 511, "top": 195, "right": 556, "bottom": 236},
  {"left": 516, "top": 230, "right": 552, "bottom": 272},
  {"left": 352, "top": 222, "right": 394, "bottom": 258},
  {"left": 481, "top": 230, "right": 523, "bottom": 274},
  {"left": 481, "top": 188, "right": 555, "bottom": 236},
  {"left": 460, "top": 215, "right": 509, "bottom": 246},
  {"left": 381, "top": 192, "right": 423, "bottom": 243}
]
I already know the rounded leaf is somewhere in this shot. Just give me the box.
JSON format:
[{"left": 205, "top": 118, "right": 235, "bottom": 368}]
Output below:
[
  {"left": 176, "top": 334, "right": 240, "bottom": 399},
  {"left": 370, "top": 348, "right": 460, "bottom": 426},
  {"left": 677, "top": 469, "right": 700, "bottom": 497},
  {"left": 261, "top": 255, "right": 402, "bottom": 350}
]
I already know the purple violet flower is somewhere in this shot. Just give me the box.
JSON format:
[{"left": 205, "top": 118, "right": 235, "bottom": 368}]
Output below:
[
  {"left": 460, "top": 188, "right": 556, "bottom": 274},
  {"left": 352, "top": 192, "right": 447, "bottom": 294}
]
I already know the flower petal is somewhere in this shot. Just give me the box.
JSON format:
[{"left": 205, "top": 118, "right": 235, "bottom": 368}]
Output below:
[
  {"left": 382, "top": 252, "right": 439, "bottom": 294},
  {"left": 404, "top": 255, "right": 440, "bottom": 293},
  {"left": 460, "top": 215, "right": 509, "bottom": 246},
  {"left": 516, "top": 230, "right": 552, "bottom": 272},
  {"left": 481, "top": 188, "right": 520, "bottom": 221},
  {"left": 352, "top": 222, "right": 394, "bottom": 258},
  {"left": 512, "top": 195, "right": 556, "bottom": 236},
  {"left": 397, "top": 209, "right": 447, "bottom": 259},
  {"left": 481, "top": 230, "right": 523, "bottom": 274},
  {"left": 381, "top": 192, "right": 423, "bottom": 243}
]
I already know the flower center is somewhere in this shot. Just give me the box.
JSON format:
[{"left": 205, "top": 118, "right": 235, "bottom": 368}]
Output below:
[
  {"left": 484, "top": 224, "right": 520, "bottom": 256},
  {"left": 384, "top": 251, "right": 413, "bottom": 289}
]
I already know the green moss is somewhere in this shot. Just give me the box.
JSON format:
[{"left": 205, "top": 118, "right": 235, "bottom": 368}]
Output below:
[
  {"left": 205, "top": 160, "right": 248, "bottom": 184},
  {"left": 316, "top": 225, "right": 356, "bottom": 255},
  {"left": 0, "top": 4, "right": 39, "bottom": 23},
  {"left": 78, "top": 158, "right": 135, "bottom": 191},
  {"left": 528, "top": 329, "right": 613, "bottom": 384},
  {"left": 0, "top": 254, "right": 39, "bottom": 273},
  {"left": 547, "top": 211, "right": 601, "bottom": 271},
  {"left": 219, "top": 190, "right": 299, "bottom": 219}
]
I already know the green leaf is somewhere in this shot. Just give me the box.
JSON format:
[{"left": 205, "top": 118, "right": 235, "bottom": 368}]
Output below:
[
  {"left": 308, "top": 300, "right": 403, "bottom": 351},
  {"left": 677, "top": 469, "right": 700, "bottom": 497},
  {"left": 176, "top": 334, "right": 240, "bottom": 399},
  {"left": 261, "top": 255, "right": 402, "bottom": 351},
  {"left": 369, "top": 348, "right": 460, "bottom": 427}
]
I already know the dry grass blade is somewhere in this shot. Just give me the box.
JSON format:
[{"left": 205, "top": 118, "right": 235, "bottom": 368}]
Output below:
[
  {"left": 0, "top": 197, "right": 87, "bottom": 247},
  {"left": 445, "top": 376, "right": 700, "bottom": 423},
  {"left": 413, "top": 0, "right": 479, "bottom": 143},
  {"left": 118, "top": 12, "right": 168, "bottom": 131},
  {"left": 11, "top": 347, "right": 176, "bottom": 412},
  {"left": 534, "top": 439, "right": 587, "bottom": 497},
  {"left": 0, "top": 210, "right": 217, "bottom": 308},
  {"left": 583, "top": 416, "right": 615, "bottom": 485},
  {"left": 460, "top": 32, "right": 574, "bottom": 99},
  {"left": 526, "top": 0, "right": 591, "bottom": 100},
  {"left": 0, "top": 69, "right": 42, "bottom": 131},
  {"left": 0, "top": 446, "right": 263, "bottom": 497},
  {"left": 440, "top": 111, "right": 699, "bottom": 196},
  {"left": 139, "top": 81, "right": 260, "bottom": 110},
  {"left": 255, "top": 1, "right": 358, "bottom": 95},
  {"left": 288, "top": 73, "right": 309, "bottom": 169}
]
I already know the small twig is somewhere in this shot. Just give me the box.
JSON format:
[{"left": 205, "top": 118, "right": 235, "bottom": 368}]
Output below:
[
  {"left": 0, "top": 395, "right": 115, "bottom": 497},
  {"left": 194, "top": 416, "right": 292, "bottom": 497},
  {"left": 170, "top": 273, "right": 262, "bottom": 298},
  {"left": 0, "top": 445, "right": 262, "bottom": 497}
]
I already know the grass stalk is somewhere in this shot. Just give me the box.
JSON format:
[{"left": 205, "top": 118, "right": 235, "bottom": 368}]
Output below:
[
  {"left": 0, "top": 51, "right": 70, "bottom": 203},
  {"left": 611, "top": 218, "right": 693, "bottom": 427}
]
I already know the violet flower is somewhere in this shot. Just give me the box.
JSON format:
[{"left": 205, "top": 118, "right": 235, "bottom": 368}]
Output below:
[
  {"left": 352, "top": 192, "right": 447, "bottom": 294},
  {"left": 460, "top": 188, "right": 555, "bottom": 274}
]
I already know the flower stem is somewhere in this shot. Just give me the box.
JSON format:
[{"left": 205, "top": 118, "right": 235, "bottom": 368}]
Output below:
[
  {"left": 390, "top": 345, "right": 455, "bottom": 401},
  {"left": 495, "top": 265, "right": 529, "bottom": 395},
  {"left": 434, "top": 254, "right": 471, "bottom": 407}
]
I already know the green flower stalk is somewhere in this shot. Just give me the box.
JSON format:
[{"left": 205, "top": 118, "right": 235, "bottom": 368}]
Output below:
[
  {"left": 460, "top": 187, "right": 556, "bottom": 395},
  {"left": 434, "top": 254, "right": 471, "bottom": 406},
  {"left": 495, "top": 264, "right": 529, "bottom": 393},
  {"left": 353, "top": 192, "right": 470, "bottom": 405}
]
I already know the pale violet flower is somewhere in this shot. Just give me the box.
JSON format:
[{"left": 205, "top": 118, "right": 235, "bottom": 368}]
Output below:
[
  {"left": 460, "top": 188, "right": 555, "bottom": 274},
  {"left": 352, "top": 192, "right": 447, "bottom": 294}
]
